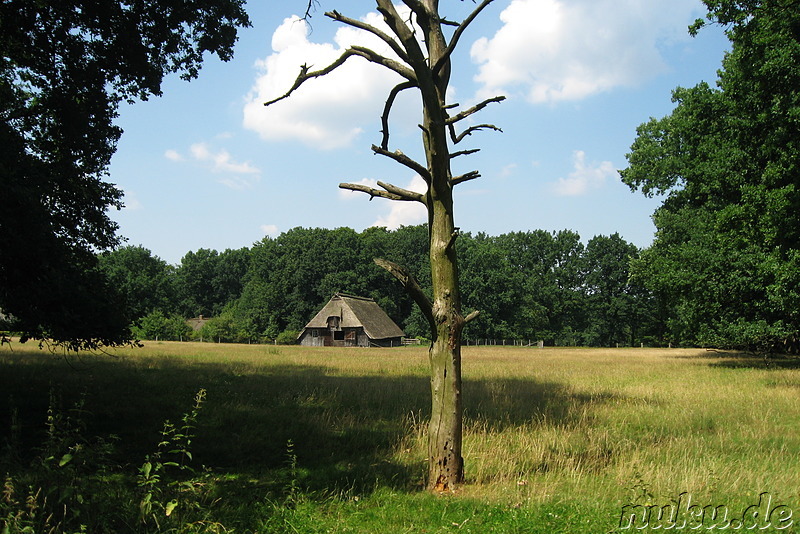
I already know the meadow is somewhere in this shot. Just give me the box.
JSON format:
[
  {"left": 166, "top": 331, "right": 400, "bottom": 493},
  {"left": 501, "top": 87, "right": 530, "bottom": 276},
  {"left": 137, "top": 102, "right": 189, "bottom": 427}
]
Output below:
[{"left": 1, "top": 341, "right": 798, "bottom": 532}]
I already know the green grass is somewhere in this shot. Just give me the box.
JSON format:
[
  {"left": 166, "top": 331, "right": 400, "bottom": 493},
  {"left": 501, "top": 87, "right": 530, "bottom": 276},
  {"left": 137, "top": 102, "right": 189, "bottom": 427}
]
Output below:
[{"left": 1, "top": 342, "right": 799, "bottom": 532}]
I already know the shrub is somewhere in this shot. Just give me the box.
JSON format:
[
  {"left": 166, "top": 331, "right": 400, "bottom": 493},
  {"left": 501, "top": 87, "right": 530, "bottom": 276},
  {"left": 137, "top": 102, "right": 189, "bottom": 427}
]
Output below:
[{"left": 275, "top": 330, "right": 299, "bottom": 345}]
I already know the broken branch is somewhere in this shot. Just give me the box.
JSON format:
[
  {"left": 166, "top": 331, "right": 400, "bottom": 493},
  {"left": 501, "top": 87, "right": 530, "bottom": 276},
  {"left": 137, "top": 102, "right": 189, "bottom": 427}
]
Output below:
[
  {"left": 381, "top": 81, "right": 417, "bottom": 150},
  {"left": 464, "top": 310, "right": 480, "bottom": 324},
  {"left": 450, "top": 148, "right": 480, "bottom": 159},
  {"left": 326, "top": 10, "right": 410, "bottom": 64},
  {"left": 433, "top": 0, "right": 496, "bottom": 76},
  {"left": 303, "top": 0, "right": 318, "bottom": 20},
  {"left": 377, "top": 180, "right": 426, "bottom": 203},
  {"left": 371, "top": 145, "right": 431, "bottom": 182},
  {"left": 449, "top": 123, "right": 503, "bottom": 145},
  {"left": 451, "top": 171, "right": 480, "bottom": 186},
  {"left": 374, "top": 258, "right": 435, "bottom": 332},
  {"left": 339, "top": 182, "right": 402, "bottom": 201},
  {"left": 264, "top": 47, "right": 415, "bottom": 107},
  {"left": 376, "top": 0, "right": 427, "bottom": 68},
  {"left": 446, "top": 96, "right": 506, "bottom": 125},
  {"left": 350, "top": 45, "right": 416, "bottom": 80},
  {"left": 339, "top": 181, "right": 425, "bottom": 204}
]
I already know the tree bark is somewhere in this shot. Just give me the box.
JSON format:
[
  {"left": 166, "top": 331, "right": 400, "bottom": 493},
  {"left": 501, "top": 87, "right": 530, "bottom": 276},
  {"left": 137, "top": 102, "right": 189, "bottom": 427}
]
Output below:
[
  {"left": 417, "top": 0, "right": 467, "bottom": 491},
  {"left": 272, "top": 0, "right": 502, "bottom": 492}
]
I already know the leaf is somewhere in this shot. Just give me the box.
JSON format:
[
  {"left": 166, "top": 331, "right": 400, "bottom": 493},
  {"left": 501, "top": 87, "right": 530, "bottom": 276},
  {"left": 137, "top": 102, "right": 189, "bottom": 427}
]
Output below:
[
  {"left": 165, "top": 500, "right": 178, "bottom": 516},
  {"left": 141, "top": 461, "right": 152, "bottom": 478},
  {"left": 59, "top": 453, "right": 73, "bottom": 467}
]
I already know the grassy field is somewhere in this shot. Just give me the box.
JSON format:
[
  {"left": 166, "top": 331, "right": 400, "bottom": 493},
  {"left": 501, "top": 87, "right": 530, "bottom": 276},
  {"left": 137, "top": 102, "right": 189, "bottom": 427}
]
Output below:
[{"left": 1, "top": 341, "right": 798, "bottom": 532}]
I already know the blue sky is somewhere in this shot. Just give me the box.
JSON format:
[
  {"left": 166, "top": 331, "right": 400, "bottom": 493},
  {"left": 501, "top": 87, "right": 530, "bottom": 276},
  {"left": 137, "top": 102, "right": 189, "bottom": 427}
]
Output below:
[{"left": 108, "top": 0, "right": 730, "bottom": 265}]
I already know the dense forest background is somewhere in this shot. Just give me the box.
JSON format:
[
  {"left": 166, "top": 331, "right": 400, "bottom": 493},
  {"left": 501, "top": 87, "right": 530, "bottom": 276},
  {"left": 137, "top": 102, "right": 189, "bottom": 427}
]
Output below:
[{"left": 98, "top": 225, "right": 660, "bottom": 347}]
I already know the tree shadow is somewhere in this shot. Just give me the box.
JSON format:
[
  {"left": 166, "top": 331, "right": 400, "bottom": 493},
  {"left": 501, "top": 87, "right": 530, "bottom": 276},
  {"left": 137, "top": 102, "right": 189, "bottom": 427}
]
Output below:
[
  {"left": 0, "top": 352, "right": 626, "bottom": 497},
  {"left": 700, "top": 351, "right": 800, "bottom": 370}
]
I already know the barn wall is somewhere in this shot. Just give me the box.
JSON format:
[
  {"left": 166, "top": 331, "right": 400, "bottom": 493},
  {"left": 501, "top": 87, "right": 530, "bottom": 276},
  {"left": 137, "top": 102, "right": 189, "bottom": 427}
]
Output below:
[
  {"left": 299, "top": 329, "right": 403, "bottom": 348},
  {"left": 298, "top": 329, "right": 326, "bottom": 347},
  {"left": 357, "top": 331, "right": 369, "bottom": 347}
]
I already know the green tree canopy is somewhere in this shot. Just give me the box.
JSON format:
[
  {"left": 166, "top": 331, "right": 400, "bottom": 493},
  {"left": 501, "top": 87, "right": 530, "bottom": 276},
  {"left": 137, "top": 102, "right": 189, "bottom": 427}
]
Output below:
[
  {"left": 0, "top": 0, "right": 250, "bottom": 349},
  {"left": 622, "top": 0, "right": 800, "bottom": 352},
  {"left": 98, "top": 246, "right": 176, "bottom": 321}
]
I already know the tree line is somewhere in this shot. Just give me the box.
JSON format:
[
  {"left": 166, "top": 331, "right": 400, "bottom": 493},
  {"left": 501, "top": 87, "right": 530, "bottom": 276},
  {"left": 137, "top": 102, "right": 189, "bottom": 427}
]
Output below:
[{"left": 97, "top": 226, "right": 659, "bottom": 347}]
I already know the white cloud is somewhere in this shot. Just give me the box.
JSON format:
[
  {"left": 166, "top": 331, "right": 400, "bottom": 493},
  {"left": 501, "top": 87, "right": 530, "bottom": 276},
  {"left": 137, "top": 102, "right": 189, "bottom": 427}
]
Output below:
[
  {"left": 243, "top": 12, "right": 411, "bottom": 150},
  {"left": 471, "top": 0, "right": 702, "bottom": 104},
  {"left": 372, "top": 175, "right": 428, "bottom": 229},
  {"left": 260, "top": 224, "right": 279, "bottom": 236},
  {"left": 164, "top": 149, "right": 183, "bottom": 162},
  {"left": 168, "top": 142, "right": 261, "bottom": 189},
  {"left": 500, "top": 163, "right": 518, "bottom": 177},
  {"left": 218, "top": 176, "right": 257, "bottom": 191},
  {"left": 551, "top": 150, "right": 617, "bottom": 196},
  {"left": 120, "top": 188, "right": 143, "bottom": 211},
  {"left": 189, "top": 143, "right": 260, "bottom": 176}
]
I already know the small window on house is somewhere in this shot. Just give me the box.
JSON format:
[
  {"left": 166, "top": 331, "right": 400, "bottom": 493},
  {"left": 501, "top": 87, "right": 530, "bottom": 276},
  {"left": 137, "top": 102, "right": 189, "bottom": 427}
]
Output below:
[{"left": 333, "top": 330, "right": 344, "bottom": 341}]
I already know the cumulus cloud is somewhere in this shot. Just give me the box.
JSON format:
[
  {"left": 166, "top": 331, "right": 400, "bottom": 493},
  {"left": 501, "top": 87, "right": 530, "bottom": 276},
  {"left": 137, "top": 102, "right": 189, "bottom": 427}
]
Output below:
[
  {"left": 166, "top": 142, "right": 261, "bottom": 189},
  {"left": 471, "top": 0, "right": 702, "bottom": 103},
  {"left": 189, "top": 143, "right": 260, "bottom": 176},
  {"left": 164, "top": 149, "right": 183, "bottom": 162},
  {"left": 120, "top": 188, "right": 143, "bottom": 211},
  {"left": 243, "top": 12, "right": 411, "bottom": 150},
  {"left": 551, "top": 150, "right": 617, "bottom": 196},
  {"left": 500, "top": 163, "right": 518, "bottom": 177},
  {"left": 260, "top": 224, "right": 279, "bottom": 236}
]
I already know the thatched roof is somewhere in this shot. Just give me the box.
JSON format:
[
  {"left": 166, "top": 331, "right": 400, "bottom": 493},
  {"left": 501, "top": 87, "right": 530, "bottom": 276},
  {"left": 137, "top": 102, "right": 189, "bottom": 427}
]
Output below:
[
  {"left": 304, "top": 293, "right": 404, "bottom": 340},
  {"left": 186, "top": 315, "right": 211, "bottom": 332}
]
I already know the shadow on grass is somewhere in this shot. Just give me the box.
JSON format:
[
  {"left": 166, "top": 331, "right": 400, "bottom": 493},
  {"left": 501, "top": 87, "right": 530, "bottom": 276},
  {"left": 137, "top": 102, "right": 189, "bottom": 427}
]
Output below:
[
  {"left": 0, "top": 351, "right": 621, "bottom": 497},
  {"left": 703, "top": 352, "right": 800, "bottom": 370},
  {"left": 667, "top": 349, "right": 800, "bottom": 370}
]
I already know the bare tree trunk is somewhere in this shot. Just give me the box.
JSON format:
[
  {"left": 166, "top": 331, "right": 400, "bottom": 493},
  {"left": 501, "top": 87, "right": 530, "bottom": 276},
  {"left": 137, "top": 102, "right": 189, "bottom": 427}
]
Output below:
[
  {"left": 268, "top": 0, "right": 501, "bottom": 492},
  {"left": 419, "top": 0, "right": 467, "bottom": 490},
  {"left": 427, "top": 207, "right": 466, "bottom": 489}
]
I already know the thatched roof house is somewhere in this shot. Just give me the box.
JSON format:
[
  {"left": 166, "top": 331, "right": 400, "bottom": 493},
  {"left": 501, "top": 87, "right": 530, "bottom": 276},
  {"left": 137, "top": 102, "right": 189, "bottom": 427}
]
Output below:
[
  {"left": 186, "top": 315, "right": 211, "bottom": 332},
  {"left": 298, "top": 293, "right": 404, "bottom": 347}
]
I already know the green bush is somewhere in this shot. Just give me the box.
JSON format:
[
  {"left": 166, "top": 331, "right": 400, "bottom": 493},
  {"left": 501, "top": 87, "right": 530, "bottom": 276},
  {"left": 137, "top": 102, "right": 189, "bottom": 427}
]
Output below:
[
  {"left": 132, "top": 310, "right": 193, "bottom": 341},
  {"left": 275, "top": 330, "right": 299, "bottom": 345}
]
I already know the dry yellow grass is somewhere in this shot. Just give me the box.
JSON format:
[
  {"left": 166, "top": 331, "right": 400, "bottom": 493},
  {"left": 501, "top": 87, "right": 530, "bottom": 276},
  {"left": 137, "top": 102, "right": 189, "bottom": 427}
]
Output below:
[{"left": 3, "top": 340, "right": 799, "bottom": 517}]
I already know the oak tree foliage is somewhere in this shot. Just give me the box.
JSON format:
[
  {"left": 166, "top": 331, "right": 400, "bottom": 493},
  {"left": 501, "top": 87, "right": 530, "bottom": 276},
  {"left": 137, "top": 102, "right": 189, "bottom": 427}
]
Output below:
[
  {"left": 0, "top": 0, "right": 250, "bottom": 349},
  {"left": 622, "top": 0, "right": 800, "bottom": 352}
]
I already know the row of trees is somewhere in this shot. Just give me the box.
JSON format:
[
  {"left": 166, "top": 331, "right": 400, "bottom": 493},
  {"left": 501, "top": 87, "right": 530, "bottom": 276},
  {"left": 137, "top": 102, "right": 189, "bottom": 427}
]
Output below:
[{"left": 99, "top": 226, "right": 656, "bottom": 347}]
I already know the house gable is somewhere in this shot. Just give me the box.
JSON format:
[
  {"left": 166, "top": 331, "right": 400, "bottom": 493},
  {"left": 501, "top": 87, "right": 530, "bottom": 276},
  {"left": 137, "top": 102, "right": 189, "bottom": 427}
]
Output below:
[{"left": 299, "top": 293, "right": 404, "bottom": 347}]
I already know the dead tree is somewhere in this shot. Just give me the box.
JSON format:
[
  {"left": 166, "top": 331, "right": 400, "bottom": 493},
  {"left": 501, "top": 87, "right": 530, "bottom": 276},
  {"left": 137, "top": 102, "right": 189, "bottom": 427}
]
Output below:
[{"left": 267, "top": 0, "right": 504, "bottom": 492}]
